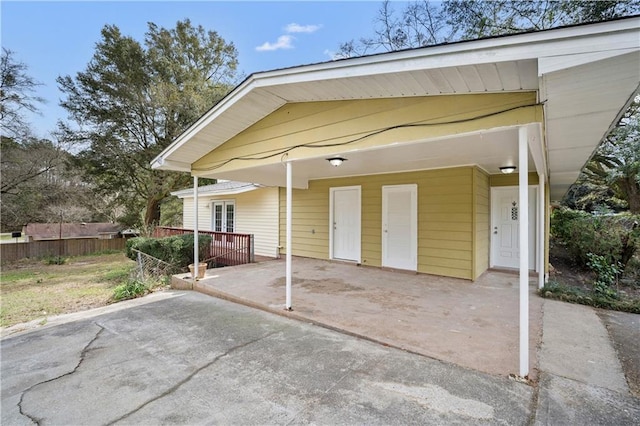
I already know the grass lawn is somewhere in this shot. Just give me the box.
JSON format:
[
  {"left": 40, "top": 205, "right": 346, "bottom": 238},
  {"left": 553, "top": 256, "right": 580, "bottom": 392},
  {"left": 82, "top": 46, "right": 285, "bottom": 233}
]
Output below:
[{"left": 0, "top": 253, "right": 135, "bottom": 328}]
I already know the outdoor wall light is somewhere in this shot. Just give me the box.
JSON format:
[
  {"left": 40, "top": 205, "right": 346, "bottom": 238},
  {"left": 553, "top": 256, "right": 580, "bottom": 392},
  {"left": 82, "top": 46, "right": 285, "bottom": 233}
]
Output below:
[
  {"left": 499, "top": 166, "right": 517, "bottom": 174},
  {"left": 327, "top": 157, "right": 347, "bottom": 167}
]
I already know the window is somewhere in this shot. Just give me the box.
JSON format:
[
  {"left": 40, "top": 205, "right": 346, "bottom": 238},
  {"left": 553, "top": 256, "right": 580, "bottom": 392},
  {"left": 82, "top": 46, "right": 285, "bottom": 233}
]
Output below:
[{"left": 211, "top": 201, "right": 235, "bottom": 232}]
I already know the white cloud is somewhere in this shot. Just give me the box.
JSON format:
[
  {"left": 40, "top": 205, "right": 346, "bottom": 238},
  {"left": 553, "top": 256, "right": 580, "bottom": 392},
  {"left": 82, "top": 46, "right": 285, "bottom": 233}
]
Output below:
[
  {"left": 324, "top": 49, "right": 347, "bottom": 61},
  {"left": 284, "top": 23, "right": 322, "bottom": 34},
  {"left": 255, "top": 35, "right": 295, "bottom": 52}
]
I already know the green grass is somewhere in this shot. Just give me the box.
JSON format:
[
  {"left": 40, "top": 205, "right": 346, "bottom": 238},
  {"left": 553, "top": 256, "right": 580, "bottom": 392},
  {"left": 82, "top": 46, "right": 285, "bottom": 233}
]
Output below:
[{"left": 0, "top": 253, "right": 137, "bottom": 327}]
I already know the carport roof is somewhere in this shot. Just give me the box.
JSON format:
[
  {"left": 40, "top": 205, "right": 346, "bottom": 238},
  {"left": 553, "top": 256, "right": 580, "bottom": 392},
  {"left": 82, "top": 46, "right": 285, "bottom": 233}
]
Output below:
[{"left": 152, "top": 17, "right": 640, "bottom": 201}]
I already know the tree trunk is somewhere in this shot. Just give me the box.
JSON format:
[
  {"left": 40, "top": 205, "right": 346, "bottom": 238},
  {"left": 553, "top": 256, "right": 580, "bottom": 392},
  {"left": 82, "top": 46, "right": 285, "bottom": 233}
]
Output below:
[
  {"left": 144, "top": 197, "right": 162, "bottom": 227},
  {"left": 619, "top": 177, "right": 640, "bottom": 214}
]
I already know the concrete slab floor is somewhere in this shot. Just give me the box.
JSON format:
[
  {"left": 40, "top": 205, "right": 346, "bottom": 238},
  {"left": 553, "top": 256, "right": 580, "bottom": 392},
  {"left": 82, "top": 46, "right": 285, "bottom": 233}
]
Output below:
[{"left": 180, "top": 257, "right": 544, "bottom": 380}]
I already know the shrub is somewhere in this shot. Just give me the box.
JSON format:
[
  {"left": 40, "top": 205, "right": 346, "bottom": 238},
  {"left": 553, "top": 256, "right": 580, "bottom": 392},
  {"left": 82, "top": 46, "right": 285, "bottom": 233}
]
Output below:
[
  {"left": 112, "top": 279, "right": 148, "bottom": 301},
  {"left": 551, "top": 207, "right": 640, "bottom": 274},
  {"left": 126, "top": 234, "right": 212, "bottom": 268}
]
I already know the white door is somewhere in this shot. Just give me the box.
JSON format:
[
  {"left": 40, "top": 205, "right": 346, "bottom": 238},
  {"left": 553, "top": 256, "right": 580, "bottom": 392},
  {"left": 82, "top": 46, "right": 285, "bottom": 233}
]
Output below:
[
  {"left": 330, "top": 186, "right": 361, "bottom": 262},
  {"left": 491, "top": 187, "right": 536, "bottom": 269},
  {"left": 382, "top": 184, "right": 418, "bottom": 271}
]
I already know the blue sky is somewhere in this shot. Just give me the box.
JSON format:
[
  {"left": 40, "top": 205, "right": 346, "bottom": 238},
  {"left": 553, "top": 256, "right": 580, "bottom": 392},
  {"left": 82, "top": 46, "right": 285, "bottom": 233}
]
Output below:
[{"left": 2, "top": 1, "right": 393, "bottom": 138}]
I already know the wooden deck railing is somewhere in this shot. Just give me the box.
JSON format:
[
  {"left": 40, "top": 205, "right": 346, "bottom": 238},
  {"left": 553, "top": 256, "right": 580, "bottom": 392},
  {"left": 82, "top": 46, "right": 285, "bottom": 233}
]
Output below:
[{"left": 153, "top": 227, "right": 254, "bottom": 267}]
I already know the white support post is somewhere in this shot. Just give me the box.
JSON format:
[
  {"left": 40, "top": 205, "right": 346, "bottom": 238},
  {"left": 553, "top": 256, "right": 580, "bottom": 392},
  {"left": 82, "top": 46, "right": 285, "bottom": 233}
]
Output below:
[
  {"left": 285, "top": 161, "right": 293, "bottom": 310},
  {"left": 193, "top": 176, "right": 199, "bottom": 280},
  {"left": 518, "top": 127, "right": 529, "bottom": 378},
  {"left": 538, "top": 175, "right": 546, "bottom": 290}
]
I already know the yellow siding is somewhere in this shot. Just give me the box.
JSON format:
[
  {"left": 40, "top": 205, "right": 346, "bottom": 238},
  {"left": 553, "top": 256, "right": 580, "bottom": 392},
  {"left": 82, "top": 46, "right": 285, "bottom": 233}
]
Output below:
[
  {"left": 279, "top": 167, "right": 476, "bottom": 280},
  {"left": 194, "top": 93, "right": 540, "bottom": 174},
  {"left": 182, "top": 187, "right": 279, "bottom": 257},
  {"left": 490, "top": 172, "right": 539, "bottom": 187},
  {"left": 473, "top": 167, "right": 490, "bottom": 279}
]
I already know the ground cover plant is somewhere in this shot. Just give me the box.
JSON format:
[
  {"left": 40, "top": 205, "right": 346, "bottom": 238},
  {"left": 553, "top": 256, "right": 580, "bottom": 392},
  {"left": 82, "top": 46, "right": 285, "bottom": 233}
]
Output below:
[{"left": 0, "top": 253, "right": 136, "bottom": 328}]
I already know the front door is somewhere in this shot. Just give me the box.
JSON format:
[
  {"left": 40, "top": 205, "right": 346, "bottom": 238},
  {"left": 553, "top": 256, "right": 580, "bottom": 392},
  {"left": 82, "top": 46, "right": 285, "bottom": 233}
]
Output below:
[
  {"left": 491, "top": 187, "right": 536, "bottom": 269},
  {"left": 330, "top": 186, "right": 361, "bottom": 262},
  {"left": 382, "top": 184, "right": 418, "bottom": 271}
]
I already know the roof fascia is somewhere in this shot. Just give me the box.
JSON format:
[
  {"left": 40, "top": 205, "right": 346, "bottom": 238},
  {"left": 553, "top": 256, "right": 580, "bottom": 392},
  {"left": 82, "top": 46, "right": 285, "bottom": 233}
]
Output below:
[{"left": 153, "top": 17, "right": 639, "bottom": 168}]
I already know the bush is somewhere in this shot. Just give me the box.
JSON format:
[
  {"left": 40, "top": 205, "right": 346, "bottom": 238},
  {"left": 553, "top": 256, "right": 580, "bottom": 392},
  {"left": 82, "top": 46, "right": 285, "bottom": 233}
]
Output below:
[
  {"left": 126, "top": 234, "right": 212, "bottom": 268},
  {"left": 551, "top": 207, "right": 640, "bottom": 274},
  {"left": 112, "top": 279, "right": 148, "bottom": 301},
  {"left": 586, "top": 253, "right": 620, "bottom": 298}
]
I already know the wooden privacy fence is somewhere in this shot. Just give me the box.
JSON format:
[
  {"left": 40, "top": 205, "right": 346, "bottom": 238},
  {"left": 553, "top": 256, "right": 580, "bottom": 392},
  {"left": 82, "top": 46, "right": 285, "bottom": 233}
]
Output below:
[
  {"left": 153, "top": 227, "right": 254, "bottom": 267},
  {"left": 1, "top": 238, "right": 126, "bottom": 264}
]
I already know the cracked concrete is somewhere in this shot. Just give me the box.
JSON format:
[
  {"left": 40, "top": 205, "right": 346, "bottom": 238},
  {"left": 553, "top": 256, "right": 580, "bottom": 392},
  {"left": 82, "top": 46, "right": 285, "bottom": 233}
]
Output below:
[
  {"left": 107, "top": 330, "right": 279, "bottom": 425},
  {"left": 18, "top": 325, "right": 105, "bottom": 425},
  {"left": 2, "top": 291, "right": 534, "bottom": 425}
]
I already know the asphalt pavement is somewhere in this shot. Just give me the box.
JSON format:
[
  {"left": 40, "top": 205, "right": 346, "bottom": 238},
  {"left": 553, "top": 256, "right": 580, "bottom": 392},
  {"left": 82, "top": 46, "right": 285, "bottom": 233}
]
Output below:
[
  {"left": 1, "top": 291, "right": 533, "bottom": 425},
  {"left": 1, "top": 291, "right": 639, "bottom": 425}
]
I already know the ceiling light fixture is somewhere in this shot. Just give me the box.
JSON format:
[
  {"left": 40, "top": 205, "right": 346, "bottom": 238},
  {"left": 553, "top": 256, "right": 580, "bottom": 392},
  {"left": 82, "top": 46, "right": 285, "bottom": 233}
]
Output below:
[
  {"left": 327, "top": 157, "right": 347, "bottom": 167},
  {"left": 499, "top": 166, "right": 517, "bottom": 174}
]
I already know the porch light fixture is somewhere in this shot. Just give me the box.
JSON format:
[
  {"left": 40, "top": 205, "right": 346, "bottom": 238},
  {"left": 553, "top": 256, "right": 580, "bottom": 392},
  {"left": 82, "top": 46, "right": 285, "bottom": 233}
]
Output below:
[
  {"left": 499, "top": 166, "right": 517, "bottom": 174},
  {"left": 327, "top": 156, "right": 347, "bottom": 167}
]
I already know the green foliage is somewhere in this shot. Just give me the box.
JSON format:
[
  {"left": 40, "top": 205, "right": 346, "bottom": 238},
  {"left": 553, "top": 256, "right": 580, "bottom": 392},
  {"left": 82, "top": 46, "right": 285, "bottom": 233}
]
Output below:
[
  {"left": 573, "top": 97, "right": 640, "bottom": 213},
  {"left": 112, "top": 279, "right": 148, "bottom": 301},
  {"left": 551, "top": 208, "right": 640, "bottom": 274},
  {"left": 58, "top": 19, "right": 238, "bottom": 227},
  {"left": 586, "top": 253, "right": 621, "bottom": 298},
  {"left": 540, "top": 281, "right": 640, "bottom": 314},
  {"left": 126, "top": 234, "right": 212, "bottom": 268}
]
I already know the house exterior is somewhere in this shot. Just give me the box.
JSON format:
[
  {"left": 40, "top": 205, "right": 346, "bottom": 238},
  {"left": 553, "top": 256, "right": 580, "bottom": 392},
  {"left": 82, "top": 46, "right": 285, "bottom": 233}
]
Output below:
[
  {"left": 171, "top": 181, "right": 280, "bottom": 258},
  {"left": 153, "top": 18, "right": 640, "bottom": 377},
  {"left": 23, "top": 222, "right": 121, "bottom": 241}
]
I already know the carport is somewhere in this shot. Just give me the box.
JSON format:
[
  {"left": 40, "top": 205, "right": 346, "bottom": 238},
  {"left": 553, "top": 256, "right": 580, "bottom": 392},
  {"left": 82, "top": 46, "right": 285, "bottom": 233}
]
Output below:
[
  {"left": 174, "top": 258, "right": 544, "bottom": 379},
  {"left": 155, "top": 18, "right": 640, "bottom": 380}
]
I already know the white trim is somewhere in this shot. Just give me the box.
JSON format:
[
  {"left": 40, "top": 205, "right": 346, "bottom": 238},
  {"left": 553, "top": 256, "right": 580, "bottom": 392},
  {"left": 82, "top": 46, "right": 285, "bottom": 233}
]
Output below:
[
  {"left": 285, "top": 162, "right": 292, "bottom": 310},
  {"left": 193, "top": 176, "right": 199, "bottom": 279},
  {"left": 211, "top": 200, "right": 236, "bottom": 233},
  {"left": 329, "top": 186, "right": 362, "bottom": 263},
  {"left": 538, "top": 175, "right": 547, "bottom": 289},
  {"left": 518, "top": 126, "right": 529, "bottom": 379},
  {"left": 172, "top": 182, "right": 261, "bottom": 198},
  {"left": 152, "top": 18, "right": 639, "bottom": 170}
]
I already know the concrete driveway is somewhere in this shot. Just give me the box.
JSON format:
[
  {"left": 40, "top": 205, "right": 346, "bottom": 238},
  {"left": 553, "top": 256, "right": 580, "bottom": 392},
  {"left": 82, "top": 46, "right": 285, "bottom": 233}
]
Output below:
[
  {"left": 1, "top": 291, "right": 535, "bottom": 425},
  {"left": 179, "top": 258, "right": 543, "bottom": 379}
]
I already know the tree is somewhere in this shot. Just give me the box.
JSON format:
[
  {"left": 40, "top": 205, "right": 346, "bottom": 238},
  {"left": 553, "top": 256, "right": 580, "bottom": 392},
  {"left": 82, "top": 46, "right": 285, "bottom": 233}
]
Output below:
[
  {"left": 58, "top": 19, "right": 238, "bottom": 227},
  {"left": 338, "top": 0, "right": 640, "bottom": 57},
  {"left": 0, "top": 48, "right": 45, "bottom": 138},
  {"left": 572, "top": 97, "right": 640, "bottom": 214},
  {"left": 0, "top": 135, "right": 88, "bottom": 231}
]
